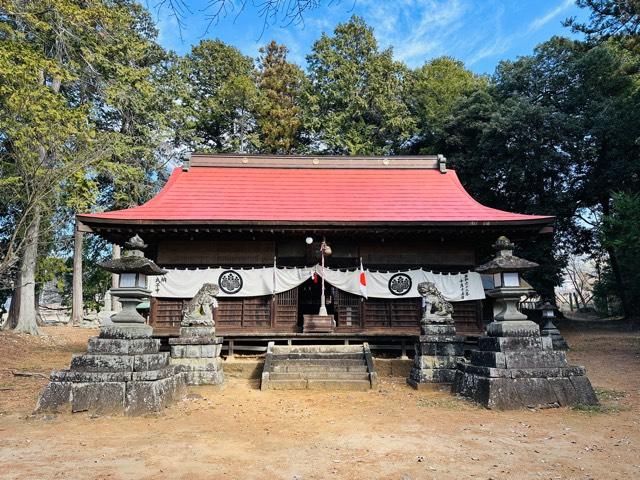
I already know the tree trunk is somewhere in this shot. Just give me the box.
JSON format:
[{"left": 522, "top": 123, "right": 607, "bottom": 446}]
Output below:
[
  {"left": 2, "top": 272, "right": 21, "bottom": 330},
  {"left": 111, "top": 244, "right": 121, "bottom": 312},
  {"left": 10, "top": 206, "right": 41, "bottom": 335},
  {"left": 71, "top": 223, "right": 84, "bottom": 325},
  {"left": 601, "top": 198, "right": 633, "bottom": 319}
]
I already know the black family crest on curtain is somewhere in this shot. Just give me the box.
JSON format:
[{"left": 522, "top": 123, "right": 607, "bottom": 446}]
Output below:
[
  {"left": 388, "top": 273, "right": 412, "bottom": 296},
  {"left": 218, "top": 270, "right": 243, "bottom": 294}
]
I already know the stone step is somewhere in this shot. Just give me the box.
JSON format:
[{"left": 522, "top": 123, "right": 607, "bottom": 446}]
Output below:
[
  {"left": 267, "top": 379, "right": 372, "bottom": 391},
  {"left": 271, "top": 364, "right": 368, "bottom": 373},
  {"left": 271, "top": 353, "right": 365, "bottom": 360},
  {"left": 270, "top": 358, "right": 366, "bottom": 367},
  {"left": 268, "top": 372, "right": 370, "bottom": 381}
]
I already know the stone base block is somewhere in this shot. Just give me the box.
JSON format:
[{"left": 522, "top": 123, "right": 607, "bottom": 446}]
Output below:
[
  {"left": 486, "top": 320, "right": 540, "bottom": 337},
  {"left": 88, "top": 337, "right": 160, "bottom": 355},
  {"left": 416, "top": 339, "right": 464, "bottom": 356},
  {"left": 99, "top": 324, "right": 153, "bottom": 339},
  {"left": 407, "top": 332, "right": 465, "bottom": 389},
  {"left": 543, "top": 332, "right": 569, "bottom": 350},
  {"left": 35, "top": 381, "right": 72, "bottom": 413},
  {"left": 421, "top": 324, "right": 457, "bottom": 335},
  {"left": 71, "top": 354, "right": 134, "bottom": 372},
  {"left": 179, "top": 326, "right": 215, "bottom": 337},
  {"left": 169, "top": 336, "right": 223, "bottom": 346},
  {"left": 478, "top": 336, "right": 552, "bottom": 352},
  {"left": 170, "top": 357, "right": 224, "bottom": 385},
  {"left": 71, "top": 382, "right": 126, "bottom": 414},
  {"left": 469, "top": 350, "right": 569, "bottom": 369},
  {"left": 124, "top": 373, "right": 187, "bottom": 416},
  {"left": 452, "top": 366, "right": 598, "bottom": 410},
  {"left": 408, "top": 366, "right": 458, "bottom": 385},
  {"left": 414, "top": 355, "right": 465, "bottom": 370},
  {"left": 170, "top": 343, "right": 222, "bottom": 358}
]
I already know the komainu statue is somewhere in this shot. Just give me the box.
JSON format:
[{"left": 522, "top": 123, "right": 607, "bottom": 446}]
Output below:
[
  {"left": 418, "top": 281, "right": 454, "bottom": 326},
  {"left": 182, "top": 283, "right": 219, "bottom": 327}
]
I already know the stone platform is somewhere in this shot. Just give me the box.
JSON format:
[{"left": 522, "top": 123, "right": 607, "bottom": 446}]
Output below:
[
  {"left": 407, "top": 326, "right": 465, "bottom": 390},
  {"left": 169, "top": 326, "right": 224, "bottom": 385},
  {"left": 36, "top": 328, "right": 187, "bottom": 415},
  {"left": 452, "top": 329, "right": 598, "bottom": 409}
]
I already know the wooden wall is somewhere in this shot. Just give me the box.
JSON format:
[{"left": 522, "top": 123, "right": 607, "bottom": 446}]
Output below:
[
  {"left": 157, "top": 240, "right": 275, "bottom": 266},
  {"left": 157, "top": 238, "right": 476, "bottom": 268}
]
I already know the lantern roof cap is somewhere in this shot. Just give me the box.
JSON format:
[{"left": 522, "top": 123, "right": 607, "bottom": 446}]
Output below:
[
  {"left": 475, "top": 236, "right": 539, "bottom": 274},
  {"left": 98, "top": 235, "right": 166, "bottom": 275}
]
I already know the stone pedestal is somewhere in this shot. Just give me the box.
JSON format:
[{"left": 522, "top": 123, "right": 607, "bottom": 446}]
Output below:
[
  {"left": 407, "top": 323, "right": 465, "bottom": 389},
  {"left": 541, "top": 318, "right": 569, "bottom": 350},
  {"left": 36, "top": 325, "right": 187, "bottom": 415},
  {"left": 454, "top": 235, "right": 598, "bottom": 409},
  {"left": 303, "top": 314, "right": 335, "bottom": 333},
  {"left": 169, "top": 326, "right": 224, "bottom": 385},
  {"left": 452, "top": 320, "right": 597, "bottom": 409}
]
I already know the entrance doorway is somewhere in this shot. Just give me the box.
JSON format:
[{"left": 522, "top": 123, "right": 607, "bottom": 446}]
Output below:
[{"left": 297, "top": 278, "right": 334, "bottom": 324}]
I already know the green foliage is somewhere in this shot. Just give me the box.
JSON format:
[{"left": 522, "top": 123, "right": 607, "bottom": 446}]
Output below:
[
  {"left": 594, "top": 193, "right": 640, "bottom": 317},
  {"left": 36, "top": 257, "right": 71, "bottom": 297},
  {"left": 566, "top": 0, "right": 640, "bottom": 51},
  {"left": 181, "top": 39, "right": 258, "bottom": 152},
  {"left": 409, "top": 56, "right": 487, "bottom": 153},
  {"left": 77, "top": 236, "right": 112, "bottom": 312},
  {"left": 306, "top": 16, "right": 416, "bottom": 154},
  {"left": 441, "top": 36, "right": 640, "bottom": 297},
  {"left": 256, "top": 41, "right": 307, "bottom": 154}
]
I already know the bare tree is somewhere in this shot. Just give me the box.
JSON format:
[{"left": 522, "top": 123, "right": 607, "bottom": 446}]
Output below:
[
  {"left": 155, "top": 0, "right": 334, "bottom": 37},
  {"left": 557, "top": 255, "right": 597, "bottom": 310}
]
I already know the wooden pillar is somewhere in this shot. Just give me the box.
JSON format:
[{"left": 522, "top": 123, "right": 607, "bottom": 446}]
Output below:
[
  {"left": 111, "top": 244, "right": 121, "bottom": 312},
  {"left": 70, "top": 222, "right": 84, "bottom": 325}
]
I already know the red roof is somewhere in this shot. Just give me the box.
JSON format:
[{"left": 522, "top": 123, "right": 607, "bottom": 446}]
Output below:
[{"left": 78, "top": 164, "right": 553, "bottom": 225}]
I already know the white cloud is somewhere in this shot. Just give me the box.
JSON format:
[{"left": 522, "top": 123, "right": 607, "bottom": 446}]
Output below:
[
  {"left": 358, "top": 0, "right": 467, "bottom": 66},
  {"left": 528, "top": 0, "right": 574, "bottom": 33}
]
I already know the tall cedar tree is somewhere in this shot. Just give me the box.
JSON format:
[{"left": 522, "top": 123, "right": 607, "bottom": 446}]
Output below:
[
  {"left": 256, "top": 41, "right": 307, "bottom": 154},
  {"left": 0, "top": 0, "right": 178, "bottom": 333},
  {"left": 182, "top": 40, "right": 258, "bottom": 153},
  {"left": 306, "top": 16, "right": 416, "bottom": 154},
  {"left": 408, "top": 56, "right": 487, "bottom": 154}
]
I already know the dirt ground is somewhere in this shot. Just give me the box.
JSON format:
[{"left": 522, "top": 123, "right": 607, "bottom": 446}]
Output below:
[{"left": 0, "top": 325, "right": 638, "bottom": 480}]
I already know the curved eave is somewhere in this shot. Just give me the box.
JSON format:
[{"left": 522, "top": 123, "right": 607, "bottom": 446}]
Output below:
[{"left": 77, "top": 215, "right": 555, "bottom": 228}]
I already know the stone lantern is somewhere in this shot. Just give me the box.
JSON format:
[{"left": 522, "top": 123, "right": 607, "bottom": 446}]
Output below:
[
  {"left": 97, "top": 235, "right": 166, "bottom": 338},
  {"left": 451, "top": 236, "right": 597, "bottom": 409},
  {"left": 540, "top": 301, "right": 569, "bottom": 350},
  {"left": 35, "top": 235, "right": 187, "bottom": 415},
  {"left": 475, "top": 236, "right": 540, "bottom": 337}
]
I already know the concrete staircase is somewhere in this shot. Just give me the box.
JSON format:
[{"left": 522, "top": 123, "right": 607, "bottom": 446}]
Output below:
[{"left": 260, "top": 343, "right": 378, "bottom": 391}]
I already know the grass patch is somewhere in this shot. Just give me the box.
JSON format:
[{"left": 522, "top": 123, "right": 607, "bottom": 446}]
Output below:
[
  {"left": 416, "top": 396, "right": 478, "bottom": 410},
  {"left": 571, "top": 387, "right": 629, "bottom": 414}
]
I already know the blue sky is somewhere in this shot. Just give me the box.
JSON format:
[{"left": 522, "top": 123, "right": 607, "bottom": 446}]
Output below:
[{"left": 150, "top": 0, "right": 588, "bottom": 74}]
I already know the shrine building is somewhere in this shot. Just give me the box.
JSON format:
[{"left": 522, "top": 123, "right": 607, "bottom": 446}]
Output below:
[{"left": 77, "top": 154, "right": 554, "bottom": 353}]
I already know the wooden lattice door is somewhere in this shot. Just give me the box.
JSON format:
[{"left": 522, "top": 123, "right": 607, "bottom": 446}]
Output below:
[{"left": 335, "top": 290, "right": 362, "bottom": 330}]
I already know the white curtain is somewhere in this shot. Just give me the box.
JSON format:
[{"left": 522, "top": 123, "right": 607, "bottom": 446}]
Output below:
[{"left": 152, "top": 265, "right": 485, "bottom": 302}]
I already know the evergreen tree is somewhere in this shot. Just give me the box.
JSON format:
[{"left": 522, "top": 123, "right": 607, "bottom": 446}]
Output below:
[
  {"left": 409, "top": 56, "right": 486, "bottom": 154},
  {"left": 256, "top": 41, "right": 307, "bottom": 154},
  {"left": 306, "top": 16, "right": 416, "bottom": 154},
  {"left": 181, "top": 39, "right": 258, "bottom": 152}
]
